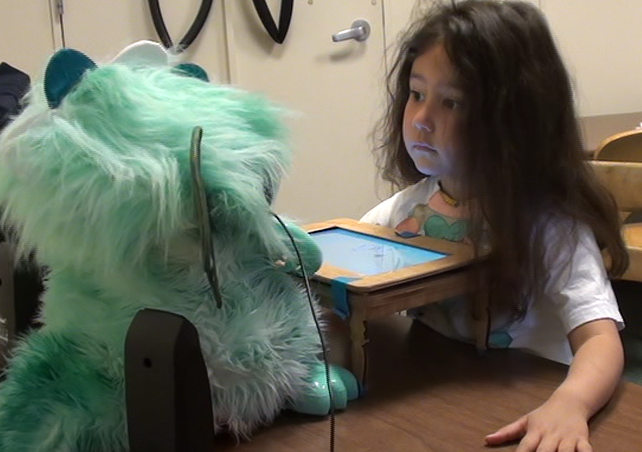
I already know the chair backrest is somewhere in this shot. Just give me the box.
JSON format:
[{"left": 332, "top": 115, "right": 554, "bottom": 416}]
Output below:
[
  {"left": 594, "top": 128, "right": 642, "bottom": 161},
  {"left": 589, "top": 160, "right": 642, "bottom": 212}
]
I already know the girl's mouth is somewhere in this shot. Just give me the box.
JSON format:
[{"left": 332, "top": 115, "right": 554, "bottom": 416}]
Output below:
[{"left": 412, "top": 142, "right": 437, "bottom": 152}]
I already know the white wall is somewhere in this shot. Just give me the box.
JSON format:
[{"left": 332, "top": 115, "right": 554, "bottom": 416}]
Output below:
[
  {"left": 0, "top": 2, "right": 57, "bottom": 77},
  {"left": 540, "top": 0, "right": 642, "bottom": 116}
]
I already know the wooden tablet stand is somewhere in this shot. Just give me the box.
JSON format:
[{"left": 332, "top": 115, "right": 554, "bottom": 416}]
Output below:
[{"left": 304, "top": 218, "right": 475, "bottom": 385}]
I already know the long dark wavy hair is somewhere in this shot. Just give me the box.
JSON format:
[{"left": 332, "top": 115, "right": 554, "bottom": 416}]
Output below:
[{"left": 373, "top": 0, "right": 628, "bottom": 320}]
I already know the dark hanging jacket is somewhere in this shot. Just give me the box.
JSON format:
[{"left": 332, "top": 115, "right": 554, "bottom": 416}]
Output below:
[
  {"left": 0, "top": 62, "right": 30, "bottom": 131},
  {"left": 0, "top": 62, "right": 42, "bottom": 354}
]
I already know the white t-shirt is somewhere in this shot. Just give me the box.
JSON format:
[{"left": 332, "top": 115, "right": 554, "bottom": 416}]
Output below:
[{"left": 360, "top": 177, "right": 624, "bottom": 364}]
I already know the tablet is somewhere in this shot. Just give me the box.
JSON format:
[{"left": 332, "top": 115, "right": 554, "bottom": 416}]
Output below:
[{"left": 304, "top": 218, "right": 474, "bottom": 292}]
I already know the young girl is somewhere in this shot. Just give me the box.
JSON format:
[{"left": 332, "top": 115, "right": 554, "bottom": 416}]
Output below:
[{"left": 361, "top": 1, "right": 629, "bottom": 451}]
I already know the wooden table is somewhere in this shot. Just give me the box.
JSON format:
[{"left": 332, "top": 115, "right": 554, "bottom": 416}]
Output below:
[
  {"left": 215, "top": 315, "right": 642, "bottom": 451},
  {"left": 580, "top": 111, "right": 642, "bottom": 156}
]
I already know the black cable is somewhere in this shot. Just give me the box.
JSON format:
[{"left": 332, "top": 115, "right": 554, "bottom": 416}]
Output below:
[
  {"left": 272, "top": 213, "right": 336, "bottom": 452},
  {"left": 251, "top": 0, "right": 294, "bottom": 44},
  {"left": 182, "top": 0, "right": 215, "bottom": 49},
  {"left": 148, "top": 0, "right": 171, "bottom": 48},
  {"left": 148, "top": 0, "right": 214, "bottom": 51}
]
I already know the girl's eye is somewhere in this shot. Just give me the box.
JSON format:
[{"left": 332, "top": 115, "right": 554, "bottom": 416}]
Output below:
[
  {"left": 442, "top": 98, "right": 460, "bottom": 110},
  {"left": 409, "top": 90, "right": 424, "bottom": 102}
]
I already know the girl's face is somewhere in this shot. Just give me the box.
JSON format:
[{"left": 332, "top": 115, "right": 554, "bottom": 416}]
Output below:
[{"left": 403, "top": 44, "right": 466, "bottom": 192}]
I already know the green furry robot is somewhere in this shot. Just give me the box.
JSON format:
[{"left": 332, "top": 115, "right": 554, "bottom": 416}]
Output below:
[{"left": 0, "top": 41, "right": 357, "bottom": 451}]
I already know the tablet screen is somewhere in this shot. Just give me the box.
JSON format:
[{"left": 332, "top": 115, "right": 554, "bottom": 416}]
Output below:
[{"left": 310, "top": 228, "right": 447, "bottom": 276}]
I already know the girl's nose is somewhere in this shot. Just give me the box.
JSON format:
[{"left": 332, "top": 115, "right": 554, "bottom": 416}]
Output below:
[
  {"left": 413, "top": 103, "right": 435, "bottom": 133},
  {"left": 414, "top": 121, "right": 433, "bottom": 133},
  {"left": 413, "top": 114, "right": 434, "bottom": 133}
]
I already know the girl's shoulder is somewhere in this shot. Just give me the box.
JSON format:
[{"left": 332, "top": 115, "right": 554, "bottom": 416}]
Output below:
[
  {"left": 394, "top": 177, "right": 440, "bottom": 201},
  {"left": 535, "top": 211, "right": 593, "bottom": 244},
  {"left": 360, "top": 178, "right": 439, "bottom": 226},
  {"left": 534, "top": 211, "right": 602, "bottom": 275}
]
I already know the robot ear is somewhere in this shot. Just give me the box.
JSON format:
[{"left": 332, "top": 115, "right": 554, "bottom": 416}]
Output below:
[
  {"left": 174, "top": 63, "right": 210, "bottom": 82},
  {"left": 44, "top": 48, "right": 97, "bottom": 109},
  {"left": 112, "top": 40, "right": 209, "bottom": 83},
  {"left": 111, "top": 40, "right": 170, "bottom": 67}
]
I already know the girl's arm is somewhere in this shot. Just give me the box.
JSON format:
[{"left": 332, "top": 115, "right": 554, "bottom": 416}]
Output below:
[
  {"left": 560, "top": 318, "right": 623, "bottom": 420},
  {"left": 485, "top": 318, "right": 623, "bottom": 451}
]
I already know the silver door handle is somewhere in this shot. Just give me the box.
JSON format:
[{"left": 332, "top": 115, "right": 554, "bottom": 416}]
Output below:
[{"left": 332, "top": 19, "right": 370, "bottom": 42}]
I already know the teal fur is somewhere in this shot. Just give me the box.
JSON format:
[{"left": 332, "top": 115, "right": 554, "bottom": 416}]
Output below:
[{"left": 0, "top": 46, "right": 354, "bottom": 451}]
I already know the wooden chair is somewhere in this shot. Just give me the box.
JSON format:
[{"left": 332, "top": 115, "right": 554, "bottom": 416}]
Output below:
[
  {"left": 594, "top": 128, "right": 642, "bottom": 161},
  {"left": 593, "top": 128, "right": 642, "bottom": 281},
  {"left": 590, "top": 160, "right": 642, "bottom": 281}
]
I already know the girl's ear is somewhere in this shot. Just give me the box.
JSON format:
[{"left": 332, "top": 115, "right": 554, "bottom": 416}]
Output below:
[{"left": 44, "top": 48, "right": 97, "bottom": 109}]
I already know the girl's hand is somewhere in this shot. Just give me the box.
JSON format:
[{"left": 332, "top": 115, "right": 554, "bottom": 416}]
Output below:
[
  {"left": 485, "top": 394, "right": 592, "bottom": 452},
  {"left": 486, "top": 319, "right": 622, "bottom": 452}
]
